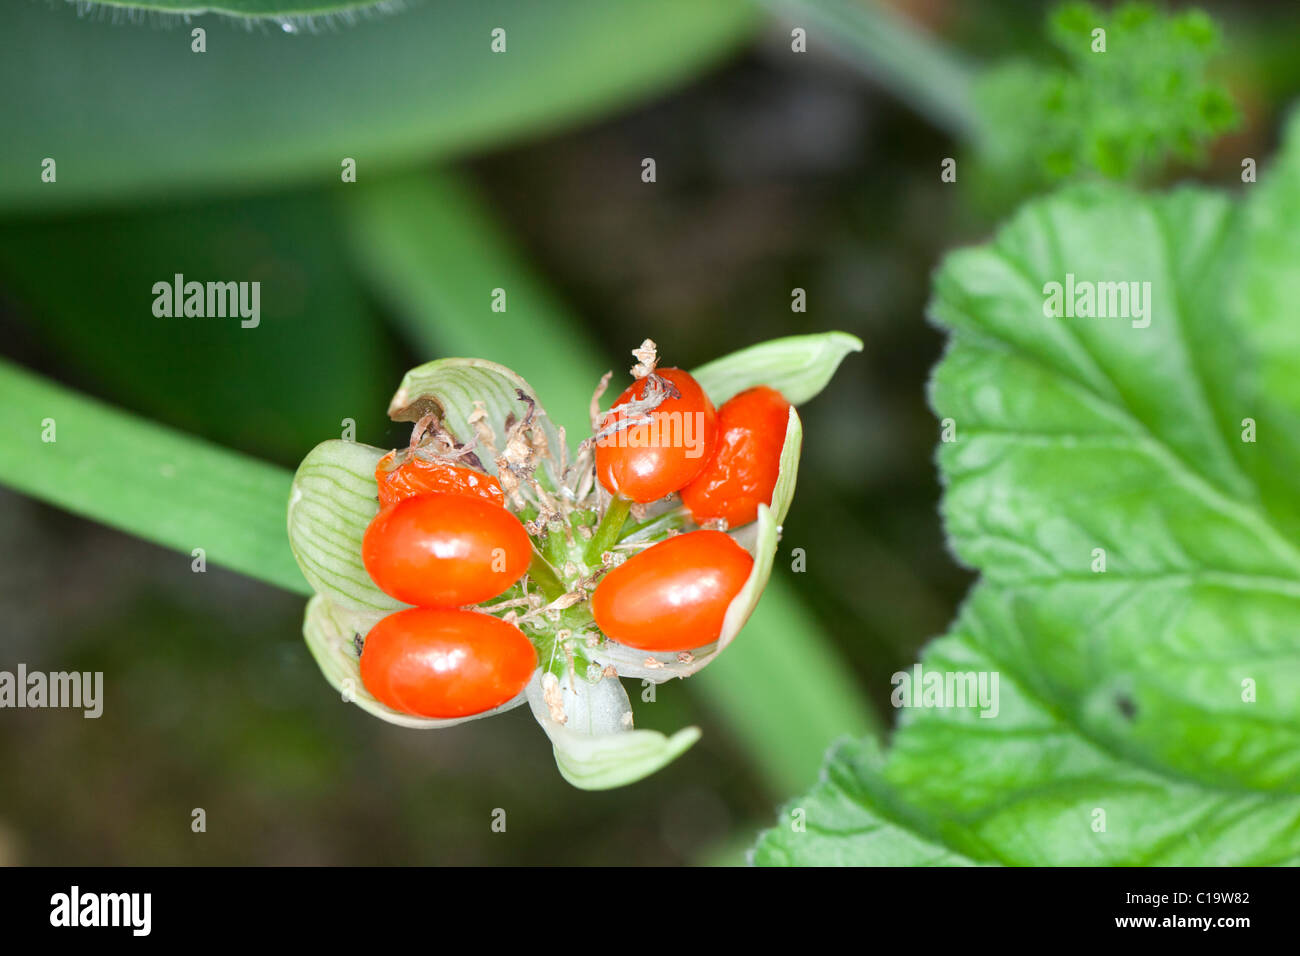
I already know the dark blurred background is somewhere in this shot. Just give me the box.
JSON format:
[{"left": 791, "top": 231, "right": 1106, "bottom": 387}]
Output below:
[{"left": 0, "top": 0, "right": 1295, "bottom": 864}]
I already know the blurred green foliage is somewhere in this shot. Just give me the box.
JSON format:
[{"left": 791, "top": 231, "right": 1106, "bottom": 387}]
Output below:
[
  {"left": 975, "top": 2, "right": 1239, "bottom": 191},
  {"left": 0, "top": 0, "right": 754, "bottom": 212}
]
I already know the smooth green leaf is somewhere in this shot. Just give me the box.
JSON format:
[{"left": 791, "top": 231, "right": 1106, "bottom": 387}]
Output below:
[
  {"left": 691, "top": 332, "right": 864, "bottom": 407},
  {"left": 756, "top": 114, "right": 1300, "bottom": 865},
  {"left": 524, "top": 670, "right": 701, "bottom": 791},
  {"left": 2, "top": 0, "right": 753, "bottom": 213},
  {"left": 76, "top": 0, "right": 385, "bottom": 15},
  {"left": 304, "top": 593, "right": 526, "bottom": 728},
  {"left": 0, "top": 358, "right": 307, "bottom": 594}
]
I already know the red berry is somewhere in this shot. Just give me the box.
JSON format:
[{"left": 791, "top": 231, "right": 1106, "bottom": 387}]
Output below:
[
  {"left": 375, "top": 451, "right": 504, "bottom": 509},
  {"left": 595, "top": 367, "right": 717, "bottom": 503},
  {"left": 591, "top": 530, "right": 753, "bottom": 651},
  {"left": 681, "top": 386, "right": 792, "bottom": 527},
  {"left": 360, "top": 607, "right": 537, "bottom": 718},
  {"left": 362, "top": 493, "right": 531, "bottom": 607}
]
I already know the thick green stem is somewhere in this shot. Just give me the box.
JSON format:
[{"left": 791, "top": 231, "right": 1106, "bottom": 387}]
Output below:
[{"left": 584, "top": 495, "right": 632, "bottom": 566}]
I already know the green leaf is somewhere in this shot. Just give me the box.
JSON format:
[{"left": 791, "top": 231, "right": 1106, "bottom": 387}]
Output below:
[
  {"left": 691, "top": 332, "right": 864, "bottom": 407},
  {"left": 756, "top": 115, "right": 1300, "bottom": 865},
  {"left": 303, "top": 593, "right": 526, "bottom": 729},
  {"left": 524, "top": 671, "right": 701, "bottom": 791},
  {"left": 75, "top": 0, "right": 385, "bottom": 16},
  {"left": 2, "top": 0, "right": 753, "bottom": 213},
  {"left": 0, "top": 358, "right": 307, "bottom": 594},
  {"left": 751, "top": 737, "right": 979, "bottom": 866}
]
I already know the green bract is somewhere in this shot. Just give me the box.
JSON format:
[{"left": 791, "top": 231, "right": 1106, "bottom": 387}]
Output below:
[
  {"left": 754, "top": 113, "right": 1300, "bottom": 864},
  {"left": 287, "top": 332, "right": 860, "bottom": 790}
]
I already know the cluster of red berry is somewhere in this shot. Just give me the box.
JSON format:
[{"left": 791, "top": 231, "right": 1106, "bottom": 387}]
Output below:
[{"left": 356, "top": 358, "right": 792, "bottom": 721}]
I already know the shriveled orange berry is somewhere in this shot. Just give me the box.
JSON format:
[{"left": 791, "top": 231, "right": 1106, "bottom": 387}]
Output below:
[
  {"left": 681, "top": 386, "right": 792, "bottom": 527},
  {"left": 375, "top": 451, "right": 504, "bottom": 509}
]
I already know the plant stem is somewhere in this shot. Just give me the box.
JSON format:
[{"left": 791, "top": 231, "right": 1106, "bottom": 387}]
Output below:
[
  {"left": 584, "top": 495, "right": 632, "bottom": 566},
  {"left": 527, "top": 549, "right": 567, "bottom": 603}
]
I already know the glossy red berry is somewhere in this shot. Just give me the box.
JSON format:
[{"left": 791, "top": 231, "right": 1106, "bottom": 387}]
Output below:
[
  {"left": 681, "top": 386, "right": 792, "bottom": 527},
  {"left": 362, "top": 493, "right": 531, "bottom": 607},
  {"left": 591, "top": 530, "right": 753, "bottom": 651},
  {"left": 375, "top": 451, "right": 504, "bottom": 509},
  {"left": 360, "top": 607, "right": 537, "bottom": 718},
  {"left": 595, "top": 367, "right": 717, "bottom": 503}
]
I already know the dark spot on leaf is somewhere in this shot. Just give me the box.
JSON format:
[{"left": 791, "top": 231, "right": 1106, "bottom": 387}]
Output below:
[{"left": 1116, "top": 694, "right": 1137, "bottom": 720}]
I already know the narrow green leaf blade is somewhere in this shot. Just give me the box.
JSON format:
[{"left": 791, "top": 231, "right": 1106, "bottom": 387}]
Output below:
[
  {"left": 3, "top": 0, "right": 754, "bottom": 212},
  {"left": 0, "top": 358, "right": 307, "bottom": 594},
  {"left": 75, "top": 1, "right": 384, "bottom": 14},
  {"left": 342, "top": 175, "right": 605, "bottom": 436}
]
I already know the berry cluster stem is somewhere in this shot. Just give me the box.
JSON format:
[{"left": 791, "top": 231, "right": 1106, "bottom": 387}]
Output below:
[{"left": 583, "top": 495, "right": 631, "bottom": 567}]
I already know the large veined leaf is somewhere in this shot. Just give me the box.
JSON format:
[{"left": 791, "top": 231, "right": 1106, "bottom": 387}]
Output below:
[
  {"left": 2, "top": 0, "right": 753, "bottom": 212},
  {"left": 755, "top": 114, "right": 1300, "bottom": 865}
]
